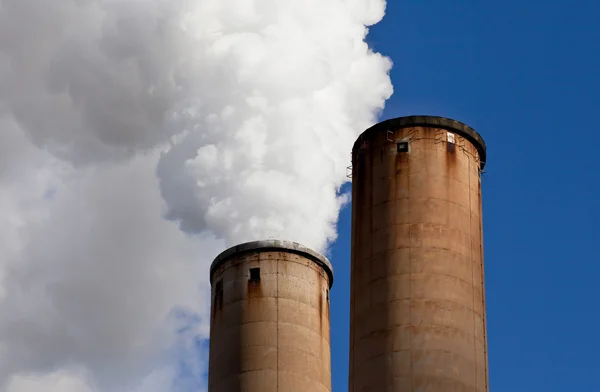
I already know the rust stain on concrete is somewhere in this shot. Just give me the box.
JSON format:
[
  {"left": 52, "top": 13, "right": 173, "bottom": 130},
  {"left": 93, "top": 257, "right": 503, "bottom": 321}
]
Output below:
[
  {"left": 349, "top": 116, "right": 489, "bottom": 392},
  {"left": 208, "top": 241, "right": 334, "bottom": 392}
]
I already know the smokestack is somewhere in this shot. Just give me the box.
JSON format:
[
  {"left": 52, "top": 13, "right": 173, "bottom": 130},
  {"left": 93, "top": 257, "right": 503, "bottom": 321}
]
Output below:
[
  {"left": 348, "top": 116, "right": 489, "bottom": 391},
  {"left": 208, "top": 240, "right": 334, "bottom": 392}
]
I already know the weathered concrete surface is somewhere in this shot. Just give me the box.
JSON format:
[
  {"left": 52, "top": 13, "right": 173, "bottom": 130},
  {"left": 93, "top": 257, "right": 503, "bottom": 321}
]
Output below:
[
  {"left": 349, "top": 117, "right": 489, "bottom": 392},
  {"left": 208, "top": 240, "right": 333, "bottom": 392}
]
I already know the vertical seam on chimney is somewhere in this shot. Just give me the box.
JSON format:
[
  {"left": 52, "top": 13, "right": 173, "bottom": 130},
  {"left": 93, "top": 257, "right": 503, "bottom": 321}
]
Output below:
[
  {"left": 479, "top": 167, "right": 490, "bottom": 392},
  {"left": 367, "top": 141, "right": 374, "bottom": 391},
  {"left": 276, "top": 258, "right": 279, "bottom": 391},
  {"left": 468, "top": 156, "right": 478, "bottom": 390},
  {"left": 408, "top": 129, "right": 414, "bottom": 391}
]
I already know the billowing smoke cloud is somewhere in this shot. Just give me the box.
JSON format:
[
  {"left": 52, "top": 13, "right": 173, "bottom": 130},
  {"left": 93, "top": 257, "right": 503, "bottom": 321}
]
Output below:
[
  {"left": 0, "top": 0, "right": 392, "bottom": 391},
  {"left": 157, "top": 0, "right": 392, "bottom": 249}
]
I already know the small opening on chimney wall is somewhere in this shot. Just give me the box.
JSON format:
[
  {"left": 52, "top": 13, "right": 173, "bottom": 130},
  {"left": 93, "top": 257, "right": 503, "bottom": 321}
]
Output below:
[
  {"left": 249, "top": 268, "right": 260, "bottom": 282},
  {"left": 212, "top": 279, "right": 223, "bottom": 319},
  {"left": 447, "top": 132, "right": 455, "bottom": 144},
  {"left": 397, "top": 141, "right": 409, "bottom": 153},
  {"left": 215, "top": 280, "right": 223, "bottom": 298},
  {"left": 447, "top": 132, "right": 456, "bottom": 152}
]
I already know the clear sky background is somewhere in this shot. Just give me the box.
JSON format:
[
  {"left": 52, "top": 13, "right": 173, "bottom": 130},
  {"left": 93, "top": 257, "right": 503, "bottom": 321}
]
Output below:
[{"left": 329, "top": 1, "right": 600, "bottom": 391}]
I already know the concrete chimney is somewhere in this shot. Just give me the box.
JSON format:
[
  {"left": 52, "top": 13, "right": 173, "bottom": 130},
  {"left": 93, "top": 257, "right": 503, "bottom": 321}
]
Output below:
[
  {"left": 208, "top": 240, "right": 334, "bottom": 392},
  {"left": 348, "top": 116, "right": 489, "bottom": 391}
]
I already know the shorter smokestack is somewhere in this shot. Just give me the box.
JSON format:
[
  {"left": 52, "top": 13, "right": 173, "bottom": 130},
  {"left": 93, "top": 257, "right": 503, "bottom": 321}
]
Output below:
[{"left": 208, "top": 240, "right": 334, "bottom": 392}]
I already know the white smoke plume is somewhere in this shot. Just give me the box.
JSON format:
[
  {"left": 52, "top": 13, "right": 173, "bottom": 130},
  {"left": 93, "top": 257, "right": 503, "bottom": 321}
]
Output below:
[{"left": 0, "top": 0, "right": 393, "bottom": 391}]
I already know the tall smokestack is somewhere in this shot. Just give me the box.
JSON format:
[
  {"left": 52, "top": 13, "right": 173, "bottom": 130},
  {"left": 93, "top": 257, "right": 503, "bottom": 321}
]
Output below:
[
  {"left": 348, "top": 116, "right": 489, "bottom": 391},
  {"left": 208, "top": 240, "right": 334, "bottom": 392}
]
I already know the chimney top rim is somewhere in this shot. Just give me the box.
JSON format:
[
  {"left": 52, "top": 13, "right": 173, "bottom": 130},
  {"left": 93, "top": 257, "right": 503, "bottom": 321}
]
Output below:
[
  {"left": 353, "top": 115, "right": 486, "bottom": 169},
  {"left": 210, "top": 239, "right": 334, "bottom": 288}
]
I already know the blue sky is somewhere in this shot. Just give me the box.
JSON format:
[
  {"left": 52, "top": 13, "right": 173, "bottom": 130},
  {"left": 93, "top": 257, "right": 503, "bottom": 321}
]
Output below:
[{"left": 329, "top": 1, "right": 600, "bottom": 391}]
